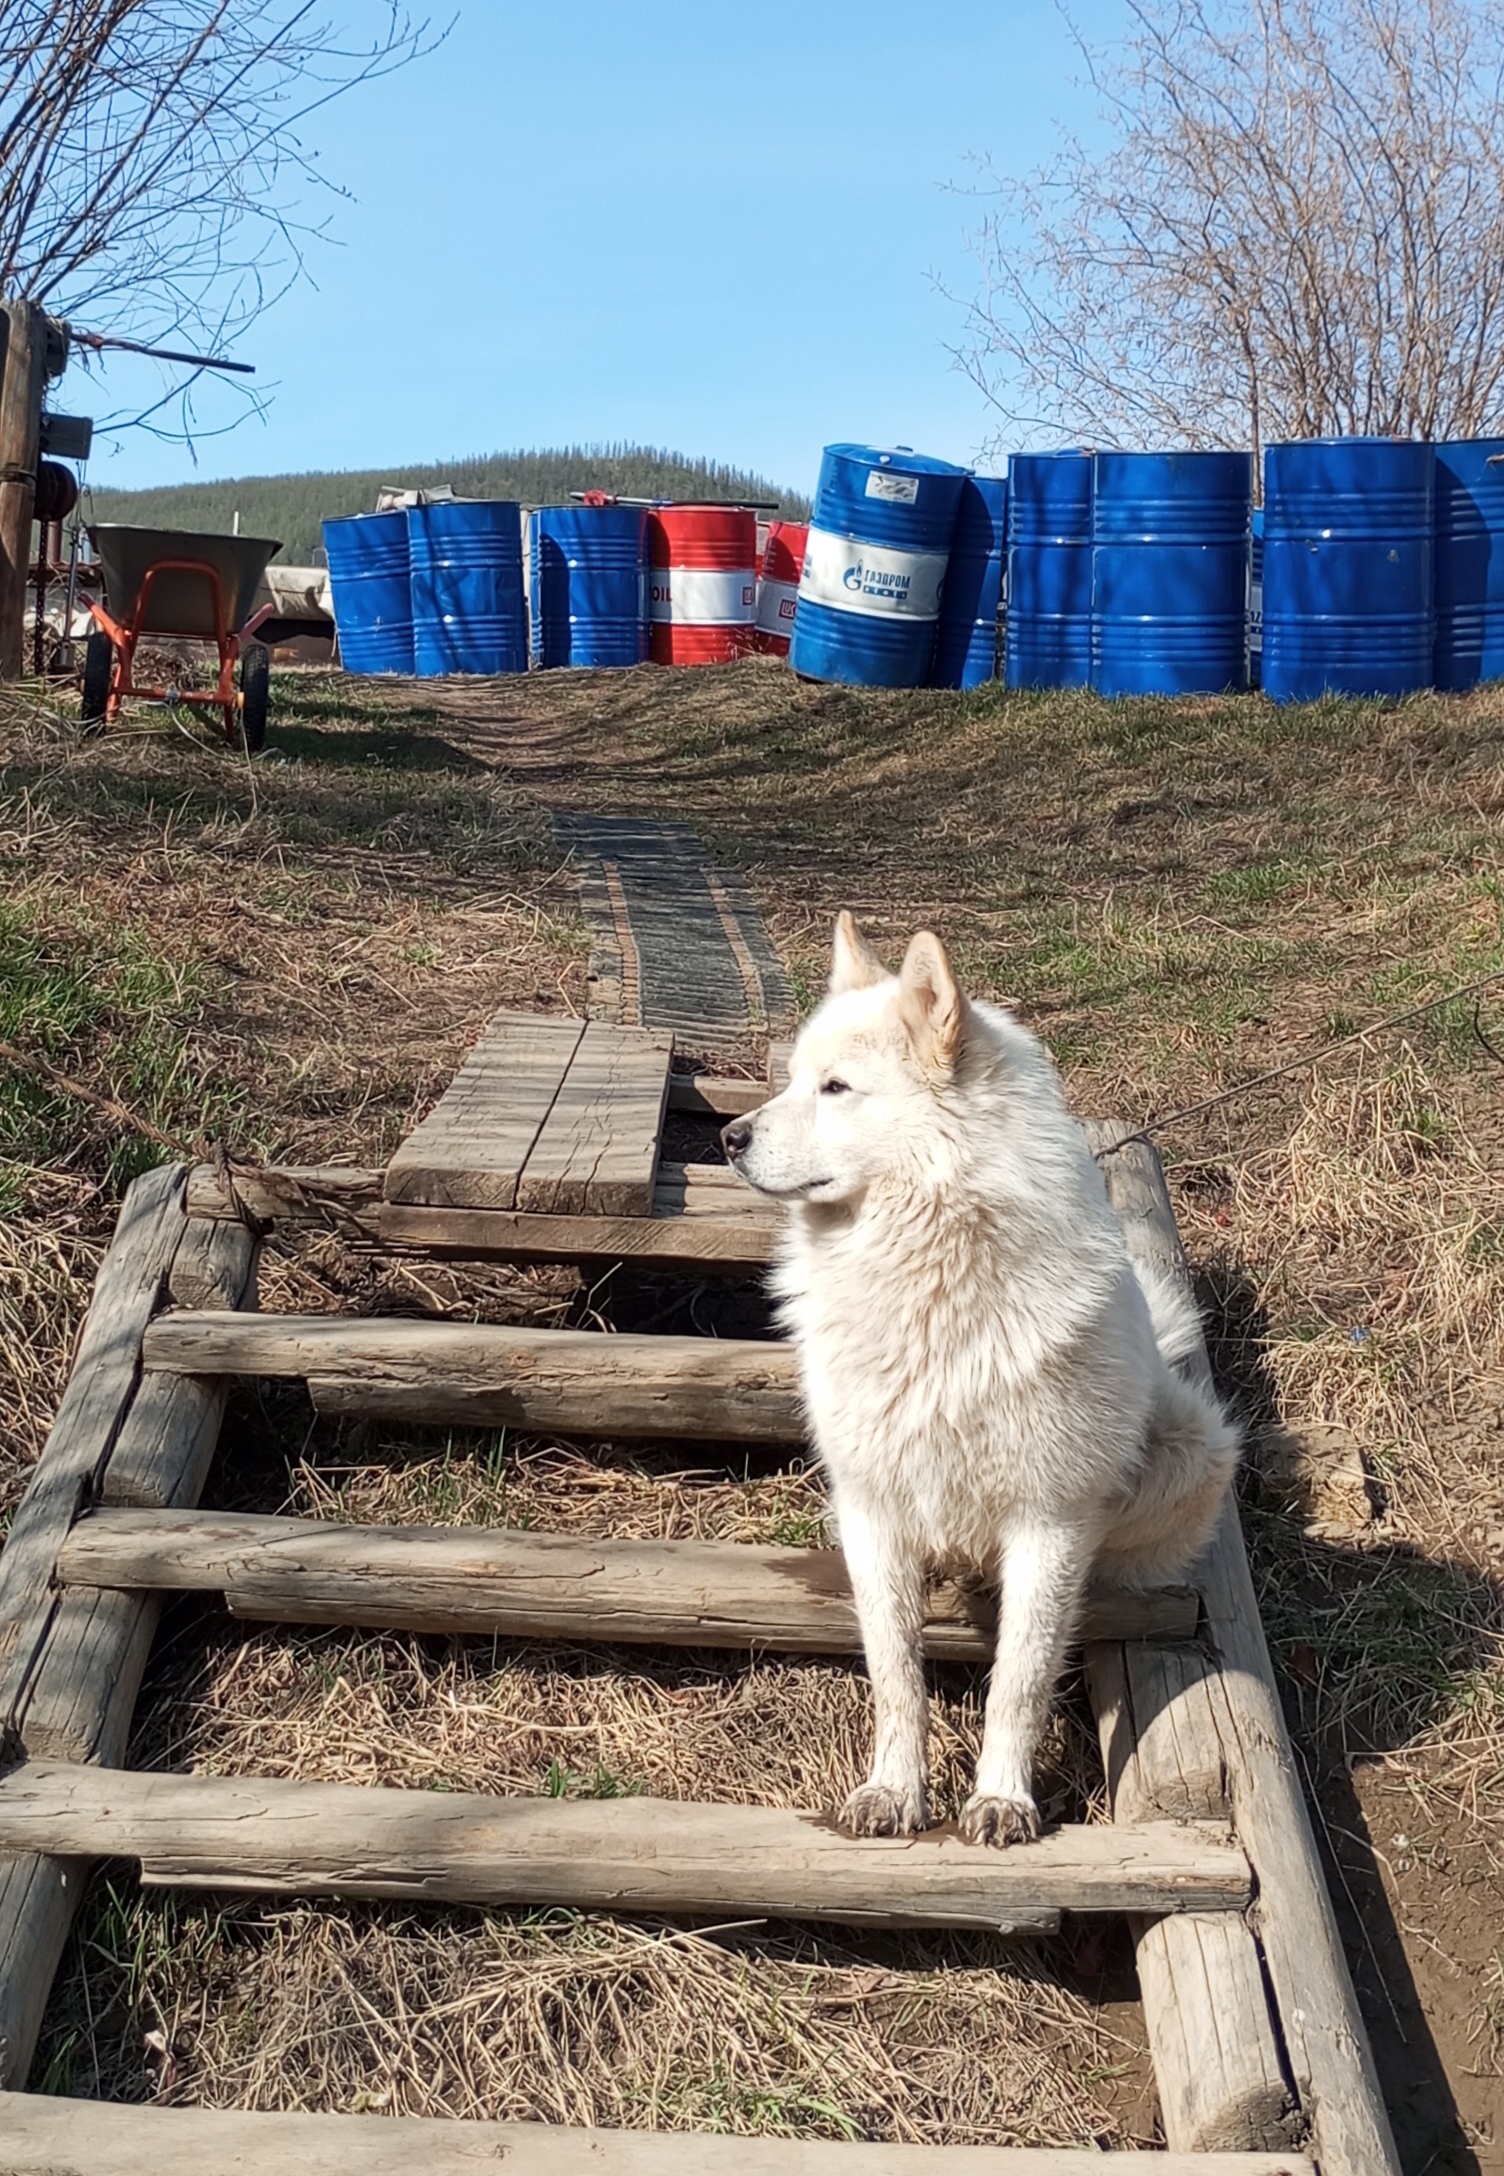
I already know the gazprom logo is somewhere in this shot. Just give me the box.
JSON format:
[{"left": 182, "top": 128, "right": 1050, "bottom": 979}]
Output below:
[{"left": 842, "top": 561, "right": 912, "bottom": 600}]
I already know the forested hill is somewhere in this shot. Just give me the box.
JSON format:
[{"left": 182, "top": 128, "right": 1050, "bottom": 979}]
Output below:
[{"left": 86, "top": 445, "right": 812, "bottom": 563}]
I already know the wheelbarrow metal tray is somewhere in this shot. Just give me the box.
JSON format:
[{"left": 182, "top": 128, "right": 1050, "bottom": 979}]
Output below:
[{"left": 88, "top": 525, "right": 282, "bottom": 638}]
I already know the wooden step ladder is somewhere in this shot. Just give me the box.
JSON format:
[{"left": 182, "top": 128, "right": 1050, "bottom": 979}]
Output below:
[{"left": 0, "top": 1011, "right": 1400, "bottom": 2174}]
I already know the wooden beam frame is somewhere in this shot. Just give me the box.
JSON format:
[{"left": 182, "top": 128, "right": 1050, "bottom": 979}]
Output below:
[
  {"left": 55, "top": 1506, "right": 1199, "bottom": 1653},
  {"left": 142, "top": 1311, "right": 804, "bottom": 1442},
  {"left": 186, "top": 1159, "right": 778, "bottom": 1276},
  {"left": 1081, "top": 1123, "right": 1400, "bottom": 2176},
  {"left": 0, "top": 2092, "right": 1320, "bottom": 2176},
  {"left": 0, "top": 1762, "right": 1250, "bottom": 1929}
]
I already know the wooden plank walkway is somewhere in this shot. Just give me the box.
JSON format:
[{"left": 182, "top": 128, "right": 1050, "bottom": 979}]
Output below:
[
  {"left": 384, "top": 1011, "right": 672, "bottom": 1216},
  {"left": 56, "top": 1506, "right": 1199, "bottom": 1652}
]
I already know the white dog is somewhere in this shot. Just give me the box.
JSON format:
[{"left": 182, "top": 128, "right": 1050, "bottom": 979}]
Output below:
[{"left": 722, "top": 914, "right": 1239, "bottom": 1847}]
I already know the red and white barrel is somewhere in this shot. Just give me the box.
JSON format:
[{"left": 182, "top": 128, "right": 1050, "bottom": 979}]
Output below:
[
  {"left": 647, "top": 505, "right": 758, "bottom": 665},
  {"left": 754, "top": 520, "right": 808, "bottom": 657}
]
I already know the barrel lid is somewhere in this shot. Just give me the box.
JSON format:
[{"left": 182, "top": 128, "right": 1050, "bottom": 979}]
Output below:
[{"left": 824, "top": 443, "right": 970, "bottom": 478}]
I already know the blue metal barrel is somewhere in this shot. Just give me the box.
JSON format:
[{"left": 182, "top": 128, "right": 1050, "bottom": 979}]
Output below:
[
  {"left": 1004, "top": 452, "right": 1093, "bottom": 690},
  {"left": 1091, "top": 451, "right": 1251, "bottom": 695},
  {"left": 1433, "top": 438, "right": 1504, "bottom": 691},
  {"left": 530, "top": 503, "right": 648, "bottom": 668},
  {"left": 1249, "top": 508, "right": 1264, "bottom": 689},
  {"left": 1262, "top": 439, "right": 1432, "bottom": 701},
  {"left": 408, "top": 500, "right": 527, "bottom": 676},
  {"left": 930, "top": 474, "right": 1008, "bottom": 689},
  {"left": 322, "top": 511, "right": 414, "bottom": 675},
  {"left": 790, "top": 444, "right": 968, "bottom": 687}
]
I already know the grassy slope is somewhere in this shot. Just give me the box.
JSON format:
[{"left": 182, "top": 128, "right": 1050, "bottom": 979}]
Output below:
[
  {"left": 86, "top": 446, "right": 812, "bottom": 563},
  {"left": 5, "top": 661, "right": 1503, "bottom": 2157}
]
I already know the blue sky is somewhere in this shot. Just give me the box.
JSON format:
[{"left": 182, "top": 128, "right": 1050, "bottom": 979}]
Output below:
[{"left": 64, "top": 1, "right": 1118, "bottom": 497}]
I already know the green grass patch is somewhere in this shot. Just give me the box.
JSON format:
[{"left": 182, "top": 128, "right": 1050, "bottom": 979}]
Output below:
[{"left": 0, "top": 895, "right": 239, "bottom": 1185}]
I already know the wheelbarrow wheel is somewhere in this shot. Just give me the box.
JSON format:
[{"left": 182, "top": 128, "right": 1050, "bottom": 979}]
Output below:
[
  {"left": 238, "top": 640, "right": 269, "bottom": 752},
  {"left": 80, "top": 631, "right": 112, "bottom": 727}
]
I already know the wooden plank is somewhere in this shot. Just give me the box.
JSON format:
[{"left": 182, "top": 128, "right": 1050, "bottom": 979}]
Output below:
[
  {"left": 515, "top": 1020, "right": 673, "bottom": 1216},
  {"left": 0, "top": 2092, "right": 1323, "bottom": 2176},
  {"left": 768, "top": 1038, "right": 794, "bottom": 1092},
  {"left": 185, "top": 1160, "right": 778, "bottom": 1275},
  {"left": 56, "top": 1507, "right": 1198, "bottom": 1653},
  {"left": 0, "top": 1859, "right": 78, "bottom": 2088},
  {"left": 1086, "top": 1641, "right": 1296, "bottom": 2152},
  {"left": 0, "top": 1183, "right": 252, "bottom": 2091},
  {"left": 105, "top": 1214, "right": 261, "bottom": 1512},
  {"left": 24, "top": 1221, "right": 258, "bottom": 1759},
  {"left": 143, "top": 1313, "right": 804, "bottom": 1443},
  {"left": 1086, "top": 1125, "right": 1400, "bottom": 2176},
  {"left": 667, "top": 1070, "right": 768, "bottom": 1118},
  {"left": 652, "top": 1159, "right": 771, "bottom": 1223},
  {"left": 383, "top": 1011, "right": 586, "bottom": 1209},
  {"left": 0, "top": 1762, "right": 1250, "bottom": 1926},
  {"left": 0, "top": 1162, "right": 186, "bottom": 1726}
]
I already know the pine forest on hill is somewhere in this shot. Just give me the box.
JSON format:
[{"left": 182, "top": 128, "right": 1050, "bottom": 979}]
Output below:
[{"left": 85, "top": 445, "right": 813, "bottom": 564}]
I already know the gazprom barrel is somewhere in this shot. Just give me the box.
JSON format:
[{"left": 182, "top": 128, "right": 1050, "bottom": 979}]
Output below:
[
  {"left": 1004, "top": 452, "right": 1092, "bottom": 690},
  {"left": 1433, "top": 438, "right": 1504, "bottom": 691},
  {"left": 322, "top": 510, "right": 414, "bottom": 675},
  {"left": 1091, "top": 450, "right": 1251, "bottom": 696},
  {"left": 754, "top": 521, "right": 808, "bottom": 656},
  {"left": 791, "top": 445, "right": 967, "bottom": 687},
  {"left": 1249, "top": 508, "right": 1264, "bottom": 689},
  {"left": 1262, "top": 439, "right": 1432, "bottom": 701},
  {"left": 407, "top": 499, "right": 526, "bottom": 677},
  {"left": 531, "top": 503, "right": 648, "bottom": 669},
  {"left": 930, "top": 474, "right": 1007, "bottom": 689}
]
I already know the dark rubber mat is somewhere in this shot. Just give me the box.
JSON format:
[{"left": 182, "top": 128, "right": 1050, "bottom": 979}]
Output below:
[{"left": 555, "top": 814, "right": 795, "bottom": 1052}]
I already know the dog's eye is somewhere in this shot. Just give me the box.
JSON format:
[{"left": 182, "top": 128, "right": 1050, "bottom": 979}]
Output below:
[{"left": 821, "top": 1077, "right": 851, "bottom": 1097}]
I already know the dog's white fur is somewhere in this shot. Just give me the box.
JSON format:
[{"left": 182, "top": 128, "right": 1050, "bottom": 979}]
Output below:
[{"left": 726, "top": 914, "right": 1239, "bottom": 1846}]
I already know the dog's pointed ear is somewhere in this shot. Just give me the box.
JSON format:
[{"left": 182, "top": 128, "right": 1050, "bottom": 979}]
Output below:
[
  {"left": 897, "top": 930, "right": 966, "bottom": 1073},
  {"left": 830, "top": 910, "right": 887, "bottom": 994}
]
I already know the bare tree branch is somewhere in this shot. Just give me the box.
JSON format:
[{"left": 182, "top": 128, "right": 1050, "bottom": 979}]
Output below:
[
  {"left": 954, "top": 0, "right": 1504, "bottom": 466},
  {"left": 0, "top": 0, "right": 445, "bottom": 443}
]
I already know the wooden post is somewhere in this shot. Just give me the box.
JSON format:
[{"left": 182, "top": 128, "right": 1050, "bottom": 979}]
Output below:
[{"left": 0, "top": 300, "right": 47, "bottom": 681}]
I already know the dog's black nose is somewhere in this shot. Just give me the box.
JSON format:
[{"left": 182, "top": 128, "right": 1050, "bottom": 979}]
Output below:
[{"left": 721, "top": 1116, "right": 754, "bottom": 1160}]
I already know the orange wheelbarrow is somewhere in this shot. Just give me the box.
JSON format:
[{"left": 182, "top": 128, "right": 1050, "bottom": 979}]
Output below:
[{"left": 81, "top": 524, "right": 283, "bottom": 750}]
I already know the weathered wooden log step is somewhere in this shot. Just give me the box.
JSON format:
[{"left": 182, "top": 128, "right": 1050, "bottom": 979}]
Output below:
[
  {"left": 186, "top": 1158, "right": 778, "bottom": 1274},
  {"left": 0, "top": 2092, "right": 1321, "bottom": 2176},
  {"left": 0, "top": 1763, "right": 1249, "bottom": 1928},
  {"left": 56, "top": 1506, "right": 1198, "bottom": 1652},
  {"left": 144, "top": 1311, "right": 802, "bottom": 1441}
]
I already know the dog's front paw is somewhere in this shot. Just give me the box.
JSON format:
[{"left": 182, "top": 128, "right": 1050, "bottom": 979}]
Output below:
[
  {"left": 959, "top": 1791, "right": 1040, "bottom": 1847},
  {"left": 838, "top": 1780, "right": 926, "bottom": 1837}
]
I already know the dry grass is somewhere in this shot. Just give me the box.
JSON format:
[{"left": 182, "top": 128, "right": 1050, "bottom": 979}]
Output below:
[
  {"left": 0, "top": 673, "right": 584, "bottom": 1512},
  {"left": 14, "top": 660, "right": 1504, "bottom": 2156},
  {"left": 128, "top": 1613, "right": 1102, "bottom": 1829},
  {"left": 44, "top": 1887, "right": 1140, "bottom": 2146}
]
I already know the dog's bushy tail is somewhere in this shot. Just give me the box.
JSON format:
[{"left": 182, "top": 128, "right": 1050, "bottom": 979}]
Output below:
[
  {"left": 1096, "top": 1262, "right": 1242, "bottom": 1587},
  {"left": 1133, "top": 1258, "right": 1209, "bottom": 1377}
]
